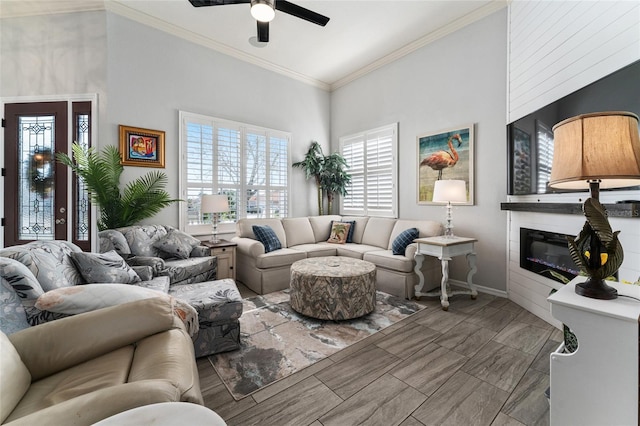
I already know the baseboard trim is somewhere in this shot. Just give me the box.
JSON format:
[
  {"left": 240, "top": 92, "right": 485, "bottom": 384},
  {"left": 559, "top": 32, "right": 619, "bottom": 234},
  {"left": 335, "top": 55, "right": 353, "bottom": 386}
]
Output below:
[{"left": 449, "top": 279, "right": 508, "bottom": 298}]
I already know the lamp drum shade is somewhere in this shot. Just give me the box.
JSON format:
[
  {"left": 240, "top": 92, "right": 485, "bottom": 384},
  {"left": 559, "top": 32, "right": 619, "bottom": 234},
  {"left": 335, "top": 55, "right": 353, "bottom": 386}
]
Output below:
[
  {"left": 432, "top": 180, "right": 467, "bottom": 203},
  {"left": 201, "top": 194, "right": 229, "bottom": 213},
  {"left": 549, "top": 111, "right": 640, "bottom": 189}
]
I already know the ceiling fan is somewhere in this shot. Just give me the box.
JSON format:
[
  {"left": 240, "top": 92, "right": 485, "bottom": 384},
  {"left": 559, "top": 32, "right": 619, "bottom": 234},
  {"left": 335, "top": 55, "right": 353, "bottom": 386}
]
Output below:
[{"left": 188, "top": 0, "right": 330, "bottom": 43}]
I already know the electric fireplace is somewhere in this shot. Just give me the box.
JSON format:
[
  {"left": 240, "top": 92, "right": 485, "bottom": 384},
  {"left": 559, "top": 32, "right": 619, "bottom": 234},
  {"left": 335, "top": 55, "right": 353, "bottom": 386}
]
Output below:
[{"left": 520, "top": 228, "right": 579, "bottom": 284}]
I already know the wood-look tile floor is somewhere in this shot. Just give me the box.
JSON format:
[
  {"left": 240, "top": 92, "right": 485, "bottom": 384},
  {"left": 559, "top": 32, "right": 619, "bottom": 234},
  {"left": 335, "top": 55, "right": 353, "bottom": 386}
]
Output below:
[{"left": 198, "top": 284, "right": 561, "bottom": 426}]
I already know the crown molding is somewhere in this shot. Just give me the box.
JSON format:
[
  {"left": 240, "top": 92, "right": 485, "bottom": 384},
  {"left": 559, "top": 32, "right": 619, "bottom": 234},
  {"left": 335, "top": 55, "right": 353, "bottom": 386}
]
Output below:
[
  {"left": 330, "top": 0, "right": 508, "bottom": 91},
  {"left": 104, "top": 1, "right": 331, "bottom": 91}
]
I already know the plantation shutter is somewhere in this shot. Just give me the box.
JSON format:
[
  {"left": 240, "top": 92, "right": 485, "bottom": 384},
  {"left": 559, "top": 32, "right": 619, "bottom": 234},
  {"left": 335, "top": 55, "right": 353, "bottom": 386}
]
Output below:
[{"left": 340, "top": 123, "right": 397, "bottom": 218}]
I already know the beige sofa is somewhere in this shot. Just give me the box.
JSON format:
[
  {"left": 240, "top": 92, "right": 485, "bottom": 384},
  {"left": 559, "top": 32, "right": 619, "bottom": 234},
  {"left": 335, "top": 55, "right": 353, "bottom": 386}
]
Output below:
[
  {"left": 1, "top": 298, "right": 203, "bottom": 426},
  {"left": 232, "top": 215, "right": 443, "bottom": 299}
]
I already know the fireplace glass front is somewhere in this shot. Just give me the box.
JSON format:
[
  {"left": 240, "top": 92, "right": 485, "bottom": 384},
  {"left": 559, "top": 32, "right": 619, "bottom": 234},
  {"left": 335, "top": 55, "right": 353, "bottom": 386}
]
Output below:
[{"left": 520, "top": 228, "right": 579, "bottom": 284}]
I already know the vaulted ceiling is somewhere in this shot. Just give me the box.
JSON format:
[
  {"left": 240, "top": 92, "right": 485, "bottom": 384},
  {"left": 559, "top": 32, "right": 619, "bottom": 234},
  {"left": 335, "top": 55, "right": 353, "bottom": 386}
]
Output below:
[{"left": 0, "top": 0, "right": 508, "bottom": 90}]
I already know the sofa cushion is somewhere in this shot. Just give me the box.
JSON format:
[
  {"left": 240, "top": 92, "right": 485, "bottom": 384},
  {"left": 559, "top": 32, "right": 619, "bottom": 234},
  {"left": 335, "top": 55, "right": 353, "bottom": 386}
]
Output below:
[
  {"left": 392, "top": 228, "right": 419, "bottom": 255},
  {"left": 255, "top": 249, "right": 306, "bottom": 269},
  {"left": 237, "top": 218, "right": 287, "bottom": 247},
  {"left": 153, "top": 229, "right": 201, "bottom": 260},
  {"left": 252, "top": 225, "right": 282, "bottom": 253},
  {"left": 70, "top": 251, "right": 141, "bottom": 284},
  {"left": 282, "top": 217, "right": 315, "bottom": 247},
  {"left": 0, "top": 241, "right": 84, "bottom": 291},
  {"left": 289, "top": 244, "right": 337, "bottom": 258},
  {"left": 120, "top": 225, "right": 169, "bottom": 257},
  {"left": 340, "top": 216, "right": 370, "bottom": 244},
  {"left": 363, "top": 250, "right": 416, "bottom": 273},
  {"left": 334, "top": 243, "right": 383, "bottom": 259},
  {"left": 327, "top": 222, "right": 351, "bottom": 244},
  {"left": 0, "top": 331, "right": 31, "bottom": 423},
  {"left": 161, "top": 257, "right": 217, "bottom": 285},
  {"left": 308, "top": 215, "right": 342, "bottom": 242},
  {"left": 361, "top": 217, "right": 397, "bottom": 249}
]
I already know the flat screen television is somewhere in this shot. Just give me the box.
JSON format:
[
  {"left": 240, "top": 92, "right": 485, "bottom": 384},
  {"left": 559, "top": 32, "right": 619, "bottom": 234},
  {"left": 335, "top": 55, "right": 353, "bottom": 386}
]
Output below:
[{"left": 507, "top": 60, "right": 640, "bottom": 195}]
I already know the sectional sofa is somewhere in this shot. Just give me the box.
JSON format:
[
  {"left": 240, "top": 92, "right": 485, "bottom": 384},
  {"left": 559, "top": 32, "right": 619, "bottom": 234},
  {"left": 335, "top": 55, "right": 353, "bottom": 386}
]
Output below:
[{"left": 232, "top": 215, "right": 443, "bottom": 299}]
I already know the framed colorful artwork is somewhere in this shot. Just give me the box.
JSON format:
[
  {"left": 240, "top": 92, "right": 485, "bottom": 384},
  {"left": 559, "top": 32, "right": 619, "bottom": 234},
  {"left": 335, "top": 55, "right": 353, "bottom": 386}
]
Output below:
[
  {"left": 417, "top": 124, "right": 474, "bottom": 205},
  {"left": 119, "top": 125, "right": 165, "bottom": 168}
]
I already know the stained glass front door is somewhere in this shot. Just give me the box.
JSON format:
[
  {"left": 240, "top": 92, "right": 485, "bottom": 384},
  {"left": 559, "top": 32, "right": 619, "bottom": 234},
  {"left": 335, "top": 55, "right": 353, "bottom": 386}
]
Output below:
[{"left": 4, "top": 102, "right": 69, "bottom": 246}]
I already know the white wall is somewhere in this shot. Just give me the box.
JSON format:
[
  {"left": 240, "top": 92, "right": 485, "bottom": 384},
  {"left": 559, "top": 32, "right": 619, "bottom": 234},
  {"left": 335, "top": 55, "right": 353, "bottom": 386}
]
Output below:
[
  {"left": 105, "top": 13, "right": 330, "bottom": 226},
  {"left": 331, "top": 10, "right": 509, "bottom": 293},
  {"left": 508, "top": 0, "right": 640, "bottom": 123}
]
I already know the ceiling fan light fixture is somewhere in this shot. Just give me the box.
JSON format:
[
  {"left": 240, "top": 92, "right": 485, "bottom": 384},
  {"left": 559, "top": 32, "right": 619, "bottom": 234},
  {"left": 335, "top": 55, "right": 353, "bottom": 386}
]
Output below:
[{"left": 250, "top": 0, "right": 275, "bottom": 22}]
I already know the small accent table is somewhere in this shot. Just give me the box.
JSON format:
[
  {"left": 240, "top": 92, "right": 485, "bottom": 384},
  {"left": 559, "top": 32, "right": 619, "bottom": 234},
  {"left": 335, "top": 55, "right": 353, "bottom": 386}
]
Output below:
[
  {"left": 414, "top": 236, "right": 478, "bottom": 311},
  {"left": 202, "top": 239, "right": 237, "bottom": 280}
]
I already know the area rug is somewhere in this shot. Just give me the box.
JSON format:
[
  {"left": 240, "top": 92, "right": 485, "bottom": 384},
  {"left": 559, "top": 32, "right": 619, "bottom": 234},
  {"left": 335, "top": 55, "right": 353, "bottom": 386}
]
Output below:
[{"left": 208, "top": 290, "right": 425, "bottom": 400}]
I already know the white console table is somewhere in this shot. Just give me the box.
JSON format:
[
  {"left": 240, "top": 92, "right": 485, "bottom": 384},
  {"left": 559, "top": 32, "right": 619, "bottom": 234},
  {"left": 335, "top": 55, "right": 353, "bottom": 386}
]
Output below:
[
  {"left": 413, "top": 236, "right": 478, "bottom": 310},
  {"left": 548, "top": 277, "right": 640, "bottom": 426}
]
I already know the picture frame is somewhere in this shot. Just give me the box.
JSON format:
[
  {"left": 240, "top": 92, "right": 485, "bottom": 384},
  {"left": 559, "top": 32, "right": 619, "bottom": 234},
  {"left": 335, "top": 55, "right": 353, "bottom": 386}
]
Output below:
[
  {"left": 417, "top": 124, "right": 474, "bottom": 205},
  {"left": 118, "top": 125, "right": 165, "bottom": 168}
]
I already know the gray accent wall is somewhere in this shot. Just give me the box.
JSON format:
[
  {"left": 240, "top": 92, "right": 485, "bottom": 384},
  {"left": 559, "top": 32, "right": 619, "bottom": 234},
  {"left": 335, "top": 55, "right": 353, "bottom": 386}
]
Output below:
[{"left": 330, "top": 10, "right": 508, "bottom": 292}]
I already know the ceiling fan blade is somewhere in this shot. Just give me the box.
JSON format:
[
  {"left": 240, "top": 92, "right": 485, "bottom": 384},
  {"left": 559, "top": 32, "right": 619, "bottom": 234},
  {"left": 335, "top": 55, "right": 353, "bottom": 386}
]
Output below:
[
  {"left": 257, "top": 21, "right": 269, "bottom": 42},
  {"left": 275, "top": 0, "right": 329, "bottom": 26},
  {"left": 188, "top": 0, "right": 249, "bottom": 7}
]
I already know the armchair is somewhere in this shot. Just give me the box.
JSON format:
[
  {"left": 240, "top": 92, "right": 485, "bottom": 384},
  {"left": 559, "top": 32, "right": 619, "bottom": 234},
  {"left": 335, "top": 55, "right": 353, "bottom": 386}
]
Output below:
[
  {"left": 98, "top": 225, "right": 216, "bottom": 285},
  {"left": 0, "top": 298, "right": 203, "bottom": 425}
]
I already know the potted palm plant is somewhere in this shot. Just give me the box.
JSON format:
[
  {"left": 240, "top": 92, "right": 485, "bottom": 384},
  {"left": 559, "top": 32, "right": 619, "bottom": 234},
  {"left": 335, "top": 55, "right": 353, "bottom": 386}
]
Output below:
[
  {"left": 57, "top": 143, "right": 179, "bottom": 230},
  {"left": 320, "top": 152, "right": 351, "bottom": 215},
  {"left": 292, "top": 141, "right": 325, "bottom": 215}
]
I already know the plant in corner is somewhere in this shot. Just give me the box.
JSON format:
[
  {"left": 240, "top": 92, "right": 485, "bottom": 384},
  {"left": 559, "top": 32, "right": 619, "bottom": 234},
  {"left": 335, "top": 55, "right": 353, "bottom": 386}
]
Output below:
[
  {"left": 320, "top": 152, "right": 351, "bottom": 215},
  {"left": 292, "top": 141, "right": 325, "bottom": 215},
  {"left": 57, "top": 143, "right": 180, "bottom": 230}
]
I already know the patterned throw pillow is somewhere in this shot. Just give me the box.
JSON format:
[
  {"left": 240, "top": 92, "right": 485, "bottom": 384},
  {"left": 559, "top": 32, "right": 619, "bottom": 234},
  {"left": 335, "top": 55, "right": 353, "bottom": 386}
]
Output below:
[
  {"left": 70, "top": 250, "right": 141, "bottom": 284},
  {"left": 327, "top": 220, "right": 356, "bottom": 243},
  {"left": 327, "top": 222, "right": 352, "bottom": 244},
  {"left": 392, "top": 228, "right": 419, "bottom": 255},
  {"left": 252, "top": 225, "right": 282, "bottom": 253},
  {"left": 153, "top": 229, "right": 201, "bottom": 259},
  {"left": 0, "top": 257, "right": 66, "bottom": 326}
]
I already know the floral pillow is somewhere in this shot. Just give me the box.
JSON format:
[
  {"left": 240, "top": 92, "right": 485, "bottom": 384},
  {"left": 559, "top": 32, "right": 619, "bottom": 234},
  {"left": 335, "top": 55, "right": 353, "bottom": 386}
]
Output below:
[
  {"left": 70, "top": 250, "right": 141, "bottom": 284},
  {"left": 327, "top": 222, "right": 352, "bottom": 244},
  {"left": 153, "top": 229, "right": 201, "bottom": 259}
]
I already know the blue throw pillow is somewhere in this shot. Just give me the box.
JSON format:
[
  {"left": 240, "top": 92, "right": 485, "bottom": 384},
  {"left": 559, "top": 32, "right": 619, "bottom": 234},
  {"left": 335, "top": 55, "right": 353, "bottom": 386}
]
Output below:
[
  {"left": 252, "top": 225, "right": 282, "bottom": 253},
  {"left": 392, "top": 228, "right": 419, "bottom": 255},
  {"left": 327, "top": 220, "right": 356, "bottom": 243}
]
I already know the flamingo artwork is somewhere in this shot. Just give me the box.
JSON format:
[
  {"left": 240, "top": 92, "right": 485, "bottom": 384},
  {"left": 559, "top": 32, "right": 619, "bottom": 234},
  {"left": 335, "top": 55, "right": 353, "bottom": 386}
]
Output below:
[{"left": 420, "top": 134, "right": 462, "bottom": 180}]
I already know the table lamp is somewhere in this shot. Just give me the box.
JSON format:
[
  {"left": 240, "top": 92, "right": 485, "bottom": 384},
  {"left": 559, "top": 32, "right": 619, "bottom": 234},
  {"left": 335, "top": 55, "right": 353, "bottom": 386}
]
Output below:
[
  {"left": 201, "top": 194, "right": 229, "bottom": 243},
  {"left": 432, "top": 179, "right": 467, "bottom": 238},
  {"left": 549, "top": 111, "right": 640, "bottom": 300}
]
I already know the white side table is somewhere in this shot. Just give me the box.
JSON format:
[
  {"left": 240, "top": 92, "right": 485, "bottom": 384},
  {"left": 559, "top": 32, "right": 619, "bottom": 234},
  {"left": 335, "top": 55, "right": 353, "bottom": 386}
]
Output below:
[
  {"left": 414, "top": 236, "right": 478, "bottom": 310},
  {"left": 548, "top": 278, "right": 640, "bottom": 425}
]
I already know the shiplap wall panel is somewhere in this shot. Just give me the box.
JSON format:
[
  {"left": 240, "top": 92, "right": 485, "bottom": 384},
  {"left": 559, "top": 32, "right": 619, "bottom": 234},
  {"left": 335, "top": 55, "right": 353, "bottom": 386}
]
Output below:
[{"left": 508, "top": 0, "right": 640, "bottom": 123}]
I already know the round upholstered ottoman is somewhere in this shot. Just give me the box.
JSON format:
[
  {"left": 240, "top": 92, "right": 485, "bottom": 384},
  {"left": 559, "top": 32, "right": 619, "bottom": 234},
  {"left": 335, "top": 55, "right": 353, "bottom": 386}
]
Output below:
[{"left": 289, "top": 256, "right": 377, "bottom": 320}]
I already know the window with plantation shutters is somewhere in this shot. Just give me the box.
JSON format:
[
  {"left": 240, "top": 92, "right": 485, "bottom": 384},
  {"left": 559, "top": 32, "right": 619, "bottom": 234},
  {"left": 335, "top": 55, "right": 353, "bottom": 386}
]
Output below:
[
  {"left": 340, "top": 123, "right": 398, "bottom": 218},
  {"left": 179, "top": 111, "right": 290, "bottom": 235}
]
